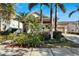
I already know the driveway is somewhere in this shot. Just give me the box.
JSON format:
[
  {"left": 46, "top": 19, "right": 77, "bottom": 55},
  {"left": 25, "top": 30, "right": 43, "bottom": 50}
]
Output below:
[{"left": 62, "top": 34, "right": 79, "bottom": 44}]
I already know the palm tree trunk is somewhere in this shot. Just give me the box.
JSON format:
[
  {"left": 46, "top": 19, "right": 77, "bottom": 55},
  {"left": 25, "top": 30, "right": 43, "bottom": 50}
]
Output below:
[
  {"left": 50, "top": 3, "right": 53, "bottom": 23},
  {"left": 40, "top": 3, "right": 43, "bottom": 33},
  {"left": 50, "top": 3, "right": 53, "bottom": 39},
  {"left": 55, "top": 4, "right": 58, "bottom": 31}
]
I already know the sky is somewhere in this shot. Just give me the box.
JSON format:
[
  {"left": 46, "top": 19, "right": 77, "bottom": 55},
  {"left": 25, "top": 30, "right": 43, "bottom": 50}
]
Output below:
[{"left": 15, "top": 3, "right": 79, "bottom": 21}]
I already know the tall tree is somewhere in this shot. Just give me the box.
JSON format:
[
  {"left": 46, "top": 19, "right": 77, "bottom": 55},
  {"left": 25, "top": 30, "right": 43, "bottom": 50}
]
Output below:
[
  {"left": 0, "top": 3, "right": 15, "bottom": 20},
  {"left": 0, "top": 3, "right": 15, "bottom": 40},
  {"left": 0, "top": 3, "right": 15, "bottom": 32},
  {"left": 54, "top": 3, "right": 66, "bottom": 31},
  {"left": 6, "top": 3, "right": 15, "bottom": 20},
  {"left": 0, "top": 3, "right": 7, "bottom": 19},
  {"left": 49, "top": 3, "right": 53, "bottom": 39}
]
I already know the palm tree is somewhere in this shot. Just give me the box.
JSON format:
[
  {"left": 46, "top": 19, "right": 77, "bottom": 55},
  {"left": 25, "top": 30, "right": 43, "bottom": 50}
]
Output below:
[
  {"left": 49, "top": 3, "right": 53, "bottom": 39},
  {"left": 26, "top": 14, "right": 39, "bottom": 33},
  {"left": 0, "top": 3, "right": 15, "bottom": 20},
  {"left": 48, "top": 3, "right": 66, "bottom": 39},
  {"left": 16, "top": 12, "right": 29, "bottom": 33},
  {"left": 54, "top": 3, "right": 66, "bottom": 31},
  {"left": 0, "top": 3, "right": 7, "bottom": 19},
  {"left": 6, "top": 3, "right": 15, "bottom": 21},
  {"left": 28, "top": 3, "right": 49, "bottom": 32},
  {"left": 50, "top": 3, "right": 53, "bottom": 24},
  {"left": 0, "top": 4, "right": 7, "bottom": 32},
  {"left": 0, "top": 3, "right": 15, "bottom": 40},
  {"left": 0, "top": 3, "right": 15, "bottom": 31}
]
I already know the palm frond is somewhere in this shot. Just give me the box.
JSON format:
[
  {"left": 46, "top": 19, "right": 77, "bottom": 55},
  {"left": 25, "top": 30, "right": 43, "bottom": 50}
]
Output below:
[
  {"left": 6, "top": 4, "right": 15, "bottom": 20},
  {"left": 16, "top": 12, "right": 29, "bottom": 22},
  {"left": 58, "top": 3, "right": 66, "bottom": 13},
  {"left": 69, "top": 9, "right": 79, "bottom": 17},
  {"left": 0, "top": 3, "right": 15, "bottom": 20},
  {"left": 28, "top": 3, "right": 38, "bottom": 10}
]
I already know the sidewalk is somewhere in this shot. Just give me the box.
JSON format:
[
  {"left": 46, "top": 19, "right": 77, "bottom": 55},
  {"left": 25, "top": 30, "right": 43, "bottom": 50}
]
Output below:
[{"left": 0, "top": 46, "right": 79, "bottom": 56}]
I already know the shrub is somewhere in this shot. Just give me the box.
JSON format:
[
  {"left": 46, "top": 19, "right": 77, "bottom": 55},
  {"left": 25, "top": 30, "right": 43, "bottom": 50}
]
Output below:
[
  {"left": 16, "top": 33, "right": 27, "bottom": 46},
  {"left": 53, "top": 31, "right": 62, "bottom": 42},
  {"left": 26, "top": 33, "right": 44, "bottom": 47},
  {"left": 16, "top": 32, "right": 44, "bottom": 47},
  {"left": 7, "top": 33, "right": 16, "bottom": 40},
  {"left": 0, "top": 35, "right": 4, "bottom": 43},
  {"left": 41, "top": 32, "right": 50, "bottom": 40}
]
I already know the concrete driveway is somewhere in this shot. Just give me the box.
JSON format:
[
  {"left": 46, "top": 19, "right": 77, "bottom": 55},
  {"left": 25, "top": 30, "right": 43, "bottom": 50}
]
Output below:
[{"left": 63, "top": 34, "right": 79, "bottom": 44}]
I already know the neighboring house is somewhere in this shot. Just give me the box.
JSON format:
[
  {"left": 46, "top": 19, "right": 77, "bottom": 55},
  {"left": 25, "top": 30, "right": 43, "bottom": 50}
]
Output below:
[
  {"left": 31, "top": 12, "right": 79, "bottom": 34},
  {"left": 67, "top": 21, "right": 79, "bottom": 33},
  {"left": 0, "top": 17, "right": 23, "bottom": 34},
  {"left": 58, "top": 21, "right": 79, "bottom": 34},
  {"left": 57, "top": 21, "right": 68, "bottom": 33},
  {"left": 31, "top": 12, "right": 52, "bottom": 32},
  {"left": 31, "top": 12, "right": 68, "bottom": 33}
]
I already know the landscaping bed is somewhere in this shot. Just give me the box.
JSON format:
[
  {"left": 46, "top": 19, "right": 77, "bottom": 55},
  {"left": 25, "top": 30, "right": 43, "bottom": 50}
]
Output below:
[
  {"left": 0, "top": 32, "right": 79, "bottom": 48},
  {"left": 4, "top": 41, "right": 79, "bottom": 48}
]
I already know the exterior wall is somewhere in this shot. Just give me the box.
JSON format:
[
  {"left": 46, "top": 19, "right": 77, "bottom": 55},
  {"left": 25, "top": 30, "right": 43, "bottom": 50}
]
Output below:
[
  {"left": 0, "top": 18, "right": 6, "bottom": 31},
  {"left": 0, "top": 18, "right": 23, "bottom": 33},
  {"left": 67, "top": 23, "right": 79, "bottom": 33},
  {"left": 57, "top": 24, "right": 68, "bottom": 33},
  {"left": 9, "top": 19, "right": 23, "bottom": 29}
]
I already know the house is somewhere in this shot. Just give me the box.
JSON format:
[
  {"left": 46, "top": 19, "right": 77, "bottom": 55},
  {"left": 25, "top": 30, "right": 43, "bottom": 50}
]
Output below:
[
  {"left": 0, "top": 10, "right": 24, "bottom": 34},
  {"left": 31, "top": 12, "right": 68, "bottom": 33},
  {"left": 58, "top": 21, "right": 79, "bottom": 34},
  {"left": 0, "top": 17, "right": 23, "bottom": 34},
  {"left": 57, "top": 21, "right": 68, "bottom": 33},
  {"left": 67, "top": 21, "right": 79, "bottom": 34},
  {"left": 32, "top": 12, "right": 51, "bottom": 23},
  {"left": 31, "top": 12, "right": 52, "bottom": 32},
  {"left": 31, "top": 12, "right": 79, "bottom": 34}
]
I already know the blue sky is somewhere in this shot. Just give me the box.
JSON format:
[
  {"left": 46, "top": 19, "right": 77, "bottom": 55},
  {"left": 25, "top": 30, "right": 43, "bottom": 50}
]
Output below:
[{"left": 15, "top": 3, "right": 79, "bottom": 21}]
